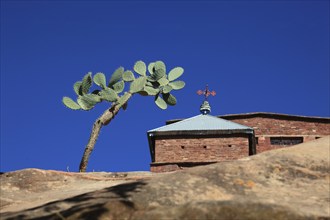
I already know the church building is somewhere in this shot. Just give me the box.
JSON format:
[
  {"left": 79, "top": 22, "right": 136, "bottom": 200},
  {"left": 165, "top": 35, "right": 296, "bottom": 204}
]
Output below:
[{"left": 147, "top": 86, "right": 330, "bottom": 172}]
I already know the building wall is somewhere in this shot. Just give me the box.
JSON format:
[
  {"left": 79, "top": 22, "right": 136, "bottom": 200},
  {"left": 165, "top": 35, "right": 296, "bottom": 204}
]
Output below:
[
  {"left": 151, "top": 115, "right": 330, "bottom": 172},
  {"left": 228, "top": 117, "right": 329, "bottom": 153},
  {"left": 154, "top": 136, "right": 249, "bottom": 162},
  {"left": 151, "top": 135, "right": 249, "bottom": 172}
]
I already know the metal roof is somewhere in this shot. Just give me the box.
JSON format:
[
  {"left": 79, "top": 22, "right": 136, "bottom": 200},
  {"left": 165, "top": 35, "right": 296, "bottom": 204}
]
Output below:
[
  {"left": 148, "top": 114, "right": 252, "bottom": 133},
  {"left": 166, "top": 112, "right": 330, "bottom": 124}
]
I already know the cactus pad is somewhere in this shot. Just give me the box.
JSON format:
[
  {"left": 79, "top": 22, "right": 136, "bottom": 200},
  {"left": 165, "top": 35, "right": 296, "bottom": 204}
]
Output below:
[
  {"left": 85, "top": 93, "right": 102, "bottom": 103},
  {"left": 77, "top": 95, "right": 97, "bottom": 110},
  {"left": 123, "top": 70, "right": 135, "bottom": 82},
  {"left": 130, "top": 76, "right": 147, "bottom": 93},
  {"left": 169, "top": 81, "right": 185, "bottom": 90},
  {"left": 108, "top": 67, "right": 124, "bottom": 87},
  {"left": 134, "top": 61, "right": 146, "bottom": 76},
  {"left": 112, "top": 80, "right": 125, "bottom": 93},
  {"left": 99, "top": 88, "right": 118, "bottom": 102},
  {"left": 157, "top": 77, "right": 169, "bottom": 87},
  {"left": 155, "top": 95, "right": 167, "bottom": 109},
  {"left": 163, "top": 93, "right": 177, "bottom": 106},
  {"left": 152, "top": 61, "right": 166, "bottom": 81},
  {"left": 81, "top": 72, "right": 93, "bottom": 94},
  {"left": 144, "top": 86, "right": 159, "bottom": 96},
  {"left": 148, "top": 62, "right": 155, "bottom": 75},
  {"left": 162, "top": 85, "right": 173, "bottom": 94},
  {"left": 62, "top": 97, "right": 81, "bottom": 110},
  {"left": 73, "top": 81, "right": 82, "bottom": 96},
  {"left": 168, "top": 67, "right": 184, "bottom": 82},
  {"left": 154, "top": 61, "right": 166, "bottom": 73},
  {"left": 93, "top": 72, "right": 106, "bottom": 88}
]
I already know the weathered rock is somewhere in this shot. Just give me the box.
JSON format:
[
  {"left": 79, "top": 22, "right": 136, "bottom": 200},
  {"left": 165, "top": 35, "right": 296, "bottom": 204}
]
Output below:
[
  {"left": 0, "top": 169, "right": 155, "bottom": 213},
  {"left": 1, "top": 136, "right": 329, "bottom": 220}
]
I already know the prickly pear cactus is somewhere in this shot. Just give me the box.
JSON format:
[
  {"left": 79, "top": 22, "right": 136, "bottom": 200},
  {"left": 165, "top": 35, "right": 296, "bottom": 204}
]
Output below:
[
  {"left": 62, "top": 60, "right": 185, "bottom": 111},
  {"left": 63, "top": 60, "right": 186, "bottom": 172}
]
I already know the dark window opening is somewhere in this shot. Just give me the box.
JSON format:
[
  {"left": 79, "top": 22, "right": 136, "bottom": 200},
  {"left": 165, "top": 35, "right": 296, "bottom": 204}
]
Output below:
[
  {"left": 181, "top": 146, "right": 185, "bottom": 149},
  {"left": 228, "top": 145, "right": 232, "bottom": 148},
  {"left": 255, "top": 137, "right": 259, "bottom": 145},
  {"left": 270, "top": 137, "right": 303, "bottom": 146},
  {"left": 203, "top": 146, "right": 207, "bottom": 149},
  {"left": 315, "top": 137, "right": 321, "bottom": 139}
]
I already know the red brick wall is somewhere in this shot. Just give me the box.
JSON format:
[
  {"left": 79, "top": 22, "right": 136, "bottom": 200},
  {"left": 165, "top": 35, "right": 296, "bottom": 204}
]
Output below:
[
  {"left": 151, "top": 116, "right": 329, "bottom": 172},
  {"left": 229, "top": 117, "right": 329, "bottom": 153},
  {"left": 154, "top": 136, "right": 249, "bottom": 163},
  {"left": 229, "top": 117, "right": 329, "bottom": 136}
]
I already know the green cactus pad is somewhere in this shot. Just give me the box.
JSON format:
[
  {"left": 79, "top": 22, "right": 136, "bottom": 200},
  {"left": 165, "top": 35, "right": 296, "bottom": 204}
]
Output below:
[
  {"left": 77, "top": 95, "right": 97, "bottom": 110},
  {"left": 81, "top": 72, "right": 93, "bottom": 94},
  {"left": 112, "top": 80, "right": 125, "bottom": 93},
  {"left": 162, "top": 85, "right": 173, "bottom": 94},
  {"left": 146, "top": 81, "right": 153, "bottom": 86},
  {"left": 62, "top": 97, "right": 81, "bottom": 110},
  {"left": 151, "top": 71, "right": 165, "bottom": 81},
  {"left": 148, "top": 62, "right": 155, "bottom": 75},
  {"left": 99, "top": 88, "right": 118, "bottom": 102},
  {"left": 144, "top": 86, "right": 159, "bottom": 96},
  {"left": 155, "top": 95, "right": 167, "bottom": 110},
  {"left": 157, "top": 77, "right": 169, "bottom": 86},
  {"left": 123, "top": 70, "right": 135, "bottom": 82},
  {"left": 130, "top": 76, "right": 147, "bottom": 93},
  {"left": 147, "top": 76, "right": 157, "bottom": 82},
  {"left": 168, "top": 67, "right": 184, "bottom": 82},
  {"left": 134, "top": 61, "right": 146, "bottom": 76},
  {"left": 169, "top": 81, "right": 185, "bottom": 90},
  {"left": 73, "top": 81, "right": 82, "bottom": 96},
  {"left": 108, "top": 67, "right": 124, "bottom": 87},
  {"left": 163, "top": 93, "right": 177, "bottom": 106},
  {"left": 93, "top": 72, "right": 106, "bottom": 88},
  {"left": 154, "top": 61, "right": 166, "bottom": 73},
  {"left": 153, "top": 61, "right": 166, "bottom": 81},
  {"left": 84, "top": 93, "right": 102, "bottom": 103}
]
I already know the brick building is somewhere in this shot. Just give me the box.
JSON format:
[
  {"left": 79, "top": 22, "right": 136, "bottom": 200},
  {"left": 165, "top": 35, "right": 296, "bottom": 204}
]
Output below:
[{"left": 147, "top": 102, "right": 330, "bottom": 172}]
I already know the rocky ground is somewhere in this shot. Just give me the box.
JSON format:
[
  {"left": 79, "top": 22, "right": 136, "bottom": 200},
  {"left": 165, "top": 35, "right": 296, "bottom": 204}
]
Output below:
[{"left": 1, "top": 136, "right": 329, "bottom": 220}]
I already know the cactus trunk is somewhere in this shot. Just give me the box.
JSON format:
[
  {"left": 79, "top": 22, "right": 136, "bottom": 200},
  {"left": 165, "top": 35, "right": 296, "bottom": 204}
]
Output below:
[{"left": 79, "top": 92, "right": 132, "bottom": 172}]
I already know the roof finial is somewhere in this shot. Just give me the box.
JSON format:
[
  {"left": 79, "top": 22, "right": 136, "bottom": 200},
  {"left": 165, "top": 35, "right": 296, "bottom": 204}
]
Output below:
[{"left": 197, "top": 84, "right": 216, "bottom": 115}]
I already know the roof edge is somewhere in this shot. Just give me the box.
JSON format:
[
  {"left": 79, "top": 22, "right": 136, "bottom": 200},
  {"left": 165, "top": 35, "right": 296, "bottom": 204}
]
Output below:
[
  {"left": 166, "top": 112, "right": 330, "bottom": 124},
  {"left": 148, "top": 129, "right": 254, "bottom": 136}
]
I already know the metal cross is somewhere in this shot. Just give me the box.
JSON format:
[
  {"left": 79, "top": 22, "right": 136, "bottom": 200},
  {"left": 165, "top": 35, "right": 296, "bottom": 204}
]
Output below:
[{"left": 197, "top": 84, "right": 216, "bottom": 100}]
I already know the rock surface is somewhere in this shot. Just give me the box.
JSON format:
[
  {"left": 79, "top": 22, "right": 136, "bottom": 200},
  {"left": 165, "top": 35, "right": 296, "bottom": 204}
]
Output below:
[{"left": 1, "top": 136, "right": 329, "bottom": 220}]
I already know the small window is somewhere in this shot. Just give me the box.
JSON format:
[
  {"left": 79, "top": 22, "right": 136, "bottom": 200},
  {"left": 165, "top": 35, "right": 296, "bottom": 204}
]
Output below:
[
  {"left": 228, "top": 145, "right": 232, "bottom": 148},
  {"left": 203, "top": 146, "right": 207, "bottom": 149},
  {"left": 315, "top": 137, "right": 321, "bottom": 139},
  {"left": 181, "top": 146, "right": 185, "bottom": 149},
  {"left": 255, "top": 137, "right": 259, "bottom": 145},
  {"left": 270, "top": 137, "right": 303, "bottom": 146}
]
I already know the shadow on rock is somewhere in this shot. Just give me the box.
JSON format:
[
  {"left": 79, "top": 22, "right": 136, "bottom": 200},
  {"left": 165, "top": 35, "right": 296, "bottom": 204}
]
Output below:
[{"left": 2, "top": 181, "right": 147, "bottom": 220}]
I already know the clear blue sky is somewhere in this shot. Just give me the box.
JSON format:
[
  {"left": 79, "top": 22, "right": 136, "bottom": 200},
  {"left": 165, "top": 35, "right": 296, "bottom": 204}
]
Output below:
[{"left": 1, "top": 0, "right": 329, "bottom": 172}]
